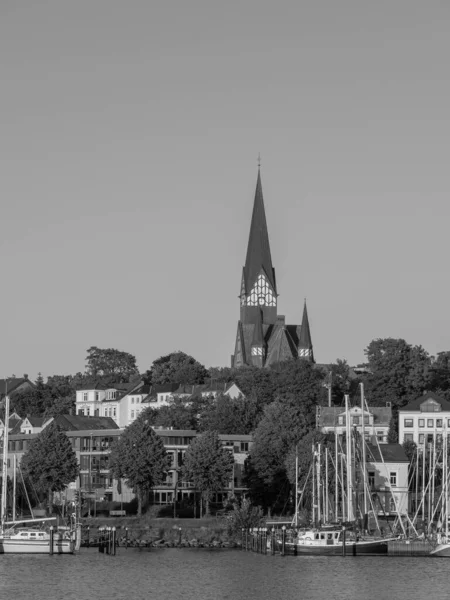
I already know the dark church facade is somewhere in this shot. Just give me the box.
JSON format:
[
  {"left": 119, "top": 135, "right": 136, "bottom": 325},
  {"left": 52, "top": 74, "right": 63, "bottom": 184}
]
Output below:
[{"left": 231, "top": 169, "right": 314, "bottom": 368}]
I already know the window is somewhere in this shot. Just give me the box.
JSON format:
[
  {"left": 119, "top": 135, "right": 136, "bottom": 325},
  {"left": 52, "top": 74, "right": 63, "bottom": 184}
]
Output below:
[
  {"left": 404, "top": 433, "right": 414, "bottom": 442},
  {"left": 427, "top": 419, "right": 434, "bottom": 427},
  {"left": 390, "top": 472, "right": 397, "bottom": 487},
  {"left": 240, "top": 442, "right": 249, "bottom": 452},
  {"left": 131, "top": 410, "right": 135, "bottom": 419},
  {"left": 131, "top": 397, "right": 135, "bottom": 404},
  {"left": 368, "top": 471, "right": 375, "bottom": 487},
  {"left": 419, "top": 434, "right": 425, "bottom": 444},
  {"left": 104, "top": 409, "right": 108, "bottom": 416},
  {"left": 338, "top": 416, "right": 345, "bottom": 425},
  {"left": 113, "top": 408, "right": 116, "bottom": 417},
  {"left": 95, "top": 392, "right": 99, "bottom": 401},
  {"left": 353, "top": 417, "right": 360, "bottom": 426},
  {"left": 419, "top": 419, "right": 424, "bottom": 428},
  {"left": 83, "top": 392, "right": 88, "bottom": 402},
  {"left": 86, "top": 407, "right": 90, "bottom": 416},
  {"left": 437, "top": 419, "right": 443, "bottom": 428},
  {"left": 251, "top": 347, "right": 263, "bottom": 356},
  {"left": 364, "top": 415, "right": 370, "bottom": 425},
  {"left": 404, "top": 419, "right": 413, "bottom": 428},
  {"left": 448, "top": 419, "right": 450, "bottom": 428}
]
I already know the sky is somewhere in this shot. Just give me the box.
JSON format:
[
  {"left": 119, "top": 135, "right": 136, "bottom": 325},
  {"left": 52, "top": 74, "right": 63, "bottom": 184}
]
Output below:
[{"left": 2, "top": 1, "right": 450, "bottom": 380}]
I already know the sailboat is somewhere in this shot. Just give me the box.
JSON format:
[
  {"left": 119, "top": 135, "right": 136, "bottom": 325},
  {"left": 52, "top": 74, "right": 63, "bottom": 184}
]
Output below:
[
  {"left": 430, "top": 425, "right": 450, "bottom": 557},
  {"left": 288, "top": 390, "right": 398, "bottom": 556},
  {"left": 0, "top": 393, "right": 77, "bottom": 554}
]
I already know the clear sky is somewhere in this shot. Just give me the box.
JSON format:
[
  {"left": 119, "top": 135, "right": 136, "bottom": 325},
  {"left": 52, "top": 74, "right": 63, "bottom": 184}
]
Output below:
[{"left": 2, "top": 1, "right": 450, "bottom": 380}]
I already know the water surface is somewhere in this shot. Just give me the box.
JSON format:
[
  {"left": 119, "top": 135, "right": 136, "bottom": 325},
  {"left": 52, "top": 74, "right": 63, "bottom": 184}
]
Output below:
[{"left": 0, "top": 547, "right": 446, "bottom": 600}]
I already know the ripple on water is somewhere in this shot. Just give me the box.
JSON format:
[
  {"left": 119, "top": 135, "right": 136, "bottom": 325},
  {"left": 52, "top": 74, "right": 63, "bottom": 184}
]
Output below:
[{"left": 0, "top": 548, "right": 448, "bottom": 600}]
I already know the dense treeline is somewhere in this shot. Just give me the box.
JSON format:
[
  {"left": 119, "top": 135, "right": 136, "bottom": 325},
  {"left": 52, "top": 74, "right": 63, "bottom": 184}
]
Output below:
[{"left": 8, "top": 338, "right": 450, "bottom": 513}]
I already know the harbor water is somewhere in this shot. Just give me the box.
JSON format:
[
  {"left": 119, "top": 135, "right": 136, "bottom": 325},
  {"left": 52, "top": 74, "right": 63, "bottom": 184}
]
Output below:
[{"left": 0, "top": 547, "right": 448, "bottom": 600}]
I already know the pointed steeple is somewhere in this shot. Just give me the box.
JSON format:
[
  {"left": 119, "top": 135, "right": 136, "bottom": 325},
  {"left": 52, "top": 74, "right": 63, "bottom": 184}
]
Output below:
[
  {"left": 243, "top": 169, "right": 277, "bottom": 294},
  {"left": 298, "top": 300, "right": 314, "bottom": 362}
]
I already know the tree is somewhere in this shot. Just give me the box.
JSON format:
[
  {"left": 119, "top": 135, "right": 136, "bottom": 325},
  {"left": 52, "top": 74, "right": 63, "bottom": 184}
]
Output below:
[
  {"left": 182, "top": 431, "right": 234, "bottom": 516},
  {"left": 109, "top": 418, "right": 171, "bottom": 515},
  {"left": 199, "top": 394, "right": 260, "bottom": 434},
  {"left": 224, "top": 497, "right": 264, "bottom": 538},
  {"left": 146, "top": 351, "right": 208, "bottom": 385},
  {"left": 21, "top": 423, "right": 80, "bottom": 515},
  {"left": 364, "top": 338, "right": 432, "bottom": 409},
  {"left": 85, "top": 346, "right": 139, "bottom": 382}
]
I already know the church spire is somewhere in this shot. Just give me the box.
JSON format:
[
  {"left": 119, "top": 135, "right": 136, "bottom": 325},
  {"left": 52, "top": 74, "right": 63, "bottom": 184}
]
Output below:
[
  {"left": 298, "top": 299, "right": 314, "bottom": 362},
  {"left": 243, "top": 169, "right": 277, "bottom": 295}
]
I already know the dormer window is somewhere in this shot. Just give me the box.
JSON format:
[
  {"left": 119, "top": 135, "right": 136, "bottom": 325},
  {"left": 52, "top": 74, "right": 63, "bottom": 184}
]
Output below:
[{"left": 421, "top": 398, "right": 441, "bottom": 412}]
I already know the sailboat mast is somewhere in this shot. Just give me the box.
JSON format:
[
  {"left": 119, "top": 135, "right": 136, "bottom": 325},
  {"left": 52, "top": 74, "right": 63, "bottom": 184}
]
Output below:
[
  {"left": 312, "top": 444, "right": 316, "bottom": 527},
  {"left": 335, "top": 427, "right": 338, "bottom": 521},
  {"left": 317, "top": 443, "right": 321, "bottom": 524},
  {"left": 445, "top": 424, "right": 448, "bottom": 540},
  {"left": 361, "top": 383, "right": 367, "bottom": 515},
  {"left": 1, "top": 392, "right": 10, "bottom": 529},
  {"left": 295, "top": 445, "right": 298, "bottom": 528},
  {"left": 345, "top": 394, "right": 353, "bottom": 521},
  {"left": 325, "top": 447, "right": 329, "bottom": 523}
]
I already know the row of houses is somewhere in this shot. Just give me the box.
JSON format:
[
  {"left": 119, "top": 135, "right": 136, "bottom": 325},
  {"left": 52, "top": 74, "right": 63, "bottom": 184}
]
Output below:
[{"left": 74, "top": 379, "right": 245, "bottom": 428}]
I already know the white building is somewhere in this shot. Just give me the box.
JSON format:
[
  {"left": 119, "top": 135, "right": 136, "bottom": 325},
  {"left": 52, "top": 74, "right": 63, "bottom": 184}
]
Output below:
[
  {"left": 398, "top": 391, "right": 450, "bottom": 446},
  {"left": 317, "top": 404, "right": 392, "bottom": 443},
  {"left": 365, "top": 443, "right": 409, "bottom": 516},
  {"left": 75, "top": 381, "right": 146, "bottom": 427}
]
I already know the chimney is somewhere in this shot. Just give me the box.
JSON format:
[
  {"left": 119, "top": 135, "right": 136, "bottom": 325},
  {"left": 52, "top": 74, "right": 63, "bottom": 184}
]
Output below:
[{"left": 23, "top": 374, "right": 28, "bottom": 380}]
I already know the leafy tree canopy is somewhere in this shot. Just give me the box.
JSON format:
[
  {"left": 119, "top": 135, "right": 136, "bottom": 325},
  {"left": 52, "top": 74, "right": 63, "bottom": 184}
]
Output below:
[
  {"left": 85, "top": 346, "right": 139, "bottom": 382},
  {"left": 21, "top": 422, "right": 80, "bottom": 514},
  {"left": 146, "top": 351, "right": 208, "bottom": 385},
  {"left": 199, "top": 394, "right": 260, "bottom": 435},
  {"left": 182, "top": 430, "right": 234, "bottom": 515},
  {"left": 364, "top": 338, "right": 432, "bottom": 409},
  {"left": 109, "top": 417, "right": 171, "bottom": 515}
]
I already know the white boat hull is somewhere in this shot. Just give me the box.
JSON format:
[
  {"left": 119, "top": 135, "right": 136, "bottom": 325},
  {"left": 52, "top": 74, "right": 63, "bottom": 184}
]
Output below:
[
  {"left": 0, "top": 538, "right": 73, "bottom": 554},
  {"left": 430, "top": 543, "right": 450, "bottom": 557}
]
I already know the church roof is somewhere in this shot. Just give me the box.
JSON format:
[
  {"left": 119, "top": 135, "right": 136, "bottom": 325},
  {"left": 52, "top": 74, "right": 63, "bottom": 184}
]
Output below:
[
  {"left": 243, "top": 170, "right": 276, "bottom": 294},
  {"left": 298, "top": 301, "right": 313, "bottom": 348},
  {"left": 265, "top": 324, "right": 298, "bottom": 366}
]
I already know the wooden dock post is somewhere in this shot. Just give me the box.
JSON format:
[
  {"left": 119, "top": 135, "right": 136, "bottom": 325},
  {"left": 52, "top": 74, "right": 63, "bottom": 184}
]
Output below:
[{"left": 49, "top": 526, "right": 54, "bottom": 555}]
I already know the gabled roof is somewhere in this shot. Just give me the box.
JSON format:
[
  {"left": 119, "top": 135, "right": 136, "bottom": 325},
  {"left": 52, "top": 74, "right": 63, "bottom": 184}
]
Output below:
[
  {"left": 24, "top": 416, "right": 45, "bottom": 427},
  {"left": 52, "top": 415, "right": 119, "bottom": 431},
  {"left": 0, "top": 377, "right": 34, "bottom": 396},
  {"left": 365, "top": 443, "right": 409, "bottom": 463},
  {"left": 243, "top": 169, "right": 276, "bottom": 294},
  {"left": 264, "top": 323, "right": 298, "bottom": 367},
  {"left": 400, "top": 391, "right": 450, "bottom": 412}
]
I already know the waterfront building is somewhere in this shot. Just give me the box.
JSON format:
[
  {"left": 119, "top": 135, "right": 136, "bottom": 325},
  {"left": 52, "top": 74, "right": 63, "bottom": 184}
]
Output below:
[
  {"left": 365, "top": 443, "right": 409, "bottom": 516},
  {"left": 317, "top": 403, "right": 392, "bottom": 443},
  {"left": 232, "top": 168, "right": 314, "bottom": 368},
  {"left": 398, "top": 391, "right": 450, "bottom": 446},
  {"left": 2, "top": 420, "right": 253, "bottom": 513}
]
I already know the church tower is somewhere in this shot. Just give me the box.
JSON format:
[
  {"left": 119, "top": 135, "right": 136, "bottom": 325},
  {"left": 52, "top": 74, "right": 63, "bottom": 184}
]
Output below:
[
  {"left": 231, "top": 167, "right": 314, "bottom": 368},
  {"left": 239, "top": 168, "right": 277, "bottom": 327}
]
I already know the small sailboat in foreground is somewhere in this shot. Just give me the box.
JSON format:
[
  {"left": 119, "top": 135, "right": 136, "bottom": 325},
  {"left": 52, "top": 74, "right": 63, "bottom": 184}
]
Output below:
[{"left": 0, "top": 393, "right": 78, "bottom": 554}]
